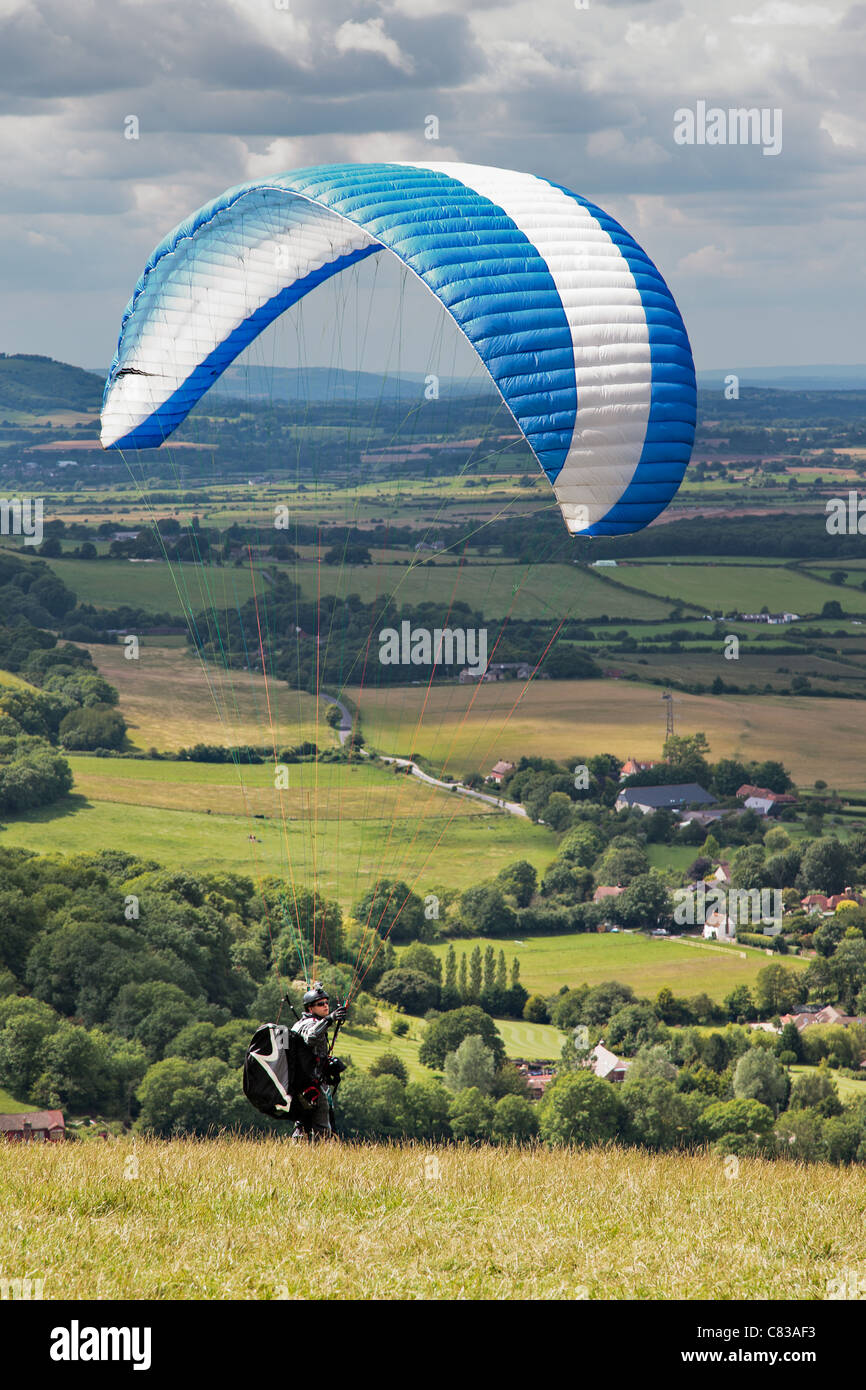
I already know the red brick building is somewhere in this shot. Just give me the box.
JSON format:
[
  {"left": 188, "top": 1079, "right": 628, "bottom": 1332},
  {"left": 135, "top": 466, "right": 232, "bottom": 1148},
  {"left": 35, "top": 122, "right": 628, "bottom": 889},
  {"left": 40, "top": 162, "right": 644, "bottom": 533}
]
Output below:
[{"left": 0, "top": 1111, "right": 65, "bottom": 1142}]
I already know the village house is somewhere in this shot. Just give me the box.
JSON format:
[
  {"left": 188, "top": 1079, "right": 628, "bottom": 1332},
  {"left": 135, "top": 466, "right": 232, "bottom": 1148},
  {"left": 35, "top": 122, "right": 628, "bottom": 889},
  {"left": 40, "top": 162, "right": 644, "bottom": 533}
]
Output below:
[
  {"left": 678, "top": 808, "right": 726, "bottom": 828},
  {"left": 702, "top": 907, "right": 737, "bottom": 942},
  {"left": 487, "top": 760, "right": 515, "bottom": 786},
  {"left": 736, "top": 784, "right": 797, "bottom": 813},
  {"left": 460, "top": 662, "right": 542, "bottom": 685},
  {"left": 615, "top": 783, "right": 715, "bottom": 814},
  {"left": 740, "top": 612, "right": 800, "bottom": 624},
  {"left": 593, "top": 884, "right": 624, "bottom": 905},
  {"left": 588, "top": 1043, "right": 631, "bottom": 1083},
  {"left": 514, "top": 1060, "right": 557, "bottom": 1098},
  {"left": 801, "top": 890, "right": 864, "bottom": 915},
  {"left": 801, "top": 894, "right": 830, "bottom": 913},
  {"left": 619, "top": 757, "right": 657, "bottom": 780},
  {"left": 779, "top": 1005, "right": 866, "bottom": 1032},
  {"left": 0, "top": 1110, "right": 65, "bottom": 1143}
]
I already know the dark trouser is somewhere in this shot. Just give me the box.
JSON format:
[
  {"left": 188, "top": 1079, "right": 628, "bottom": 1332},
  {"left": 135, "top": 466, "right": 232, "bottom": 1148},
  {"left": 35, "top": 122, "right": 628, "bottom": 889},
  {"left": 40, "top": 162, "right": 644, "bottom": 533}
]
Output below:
[{"left": 291, "top": 1086, "right": 332, "bottom": 1141}]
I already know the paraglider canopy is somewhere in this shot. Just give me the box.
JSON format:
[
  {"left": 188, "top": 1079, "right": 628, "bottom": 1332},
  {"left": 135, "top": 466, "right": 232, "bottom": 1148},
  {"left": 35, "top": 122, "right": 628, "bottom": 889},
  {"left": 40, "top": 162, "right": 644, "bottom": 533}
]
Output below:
[{"left": 101, "top": 162, "right": 696, "bottom": 536}]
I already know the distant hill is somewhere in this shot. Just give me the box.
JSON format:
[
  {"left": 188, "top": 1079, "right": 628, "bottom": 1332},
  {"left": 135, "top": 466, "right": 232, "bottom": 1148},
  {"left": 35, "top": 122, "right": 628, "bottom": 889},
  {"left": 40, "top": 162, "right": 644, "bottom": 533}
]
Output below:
[
  {"left": 0, "top": 355, "right": 103, "bottom": 413},
  {"left": 88, "top": 362, "right": 490, "bottom": 404},
  {"left": 8, "top": 352, "right": 865, "bottom": 419},
  {"left": 698, "top": 364, "right": 866, "bottom": 391},
  {"left": 210, "top": 364, "right": 490, "bottom": 402},
  {"left": 695, "top": 385, "right": 866, "bottom": 423}
]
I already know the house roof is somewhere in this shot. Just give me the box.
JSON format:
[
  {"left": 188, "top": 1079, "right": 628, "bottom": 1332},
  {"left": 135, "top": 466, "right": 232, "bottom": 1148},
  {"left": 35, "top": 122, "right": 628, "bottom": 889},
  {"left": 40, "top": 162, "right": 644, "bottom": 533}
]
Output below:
[
  {"left": 593, "top": 885, "right": 624, "bottom": 901},
  {"left": 780, "top": 1007, "right": 866, "bottom": 1030},
  {"left": 620, "top": 758, "right": 657, "bottom": 776},
  {"left": 589, "top": 1043, "right": 631, "bottom": 1079},
  {"left": 491, "top": 760, "right": 515, "bottom": 776},
  {"left": 0, "top": 1110, "right": 65, "bottom": 1134},
  {"left": 617, "top": 783, "right": 714, "bottom": 809},
  {"left": 736, "top": 784, "right": 796, "bottom": 803},
  {"left": 679, "top": 809, "right": 725, "bottom": 825}
]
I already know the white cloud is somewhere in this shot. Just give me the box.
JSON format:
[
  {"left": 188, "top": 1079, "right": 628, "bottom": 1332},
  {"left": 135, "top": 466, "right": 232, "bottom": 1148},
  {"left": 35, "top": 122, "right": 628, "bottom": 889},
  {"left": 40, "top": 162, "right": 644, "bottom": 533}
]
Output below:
[
  {"left": 244, "top": 130, "right": 460, "bottom": 178},
  {"left": 819, "top": 111, "right": 866, "bottom": 147},
  {"left": 586, "top": 128, "right": 672, "bottom": 166},
  {"left": 731, "top": 2, "right": 838, "bottom": 26},
  {"left": 676, "top": 244, "right": 743, "bottom": 277},
  {"left": 334, "top": 17, "right": 415, "bottom": 74}
]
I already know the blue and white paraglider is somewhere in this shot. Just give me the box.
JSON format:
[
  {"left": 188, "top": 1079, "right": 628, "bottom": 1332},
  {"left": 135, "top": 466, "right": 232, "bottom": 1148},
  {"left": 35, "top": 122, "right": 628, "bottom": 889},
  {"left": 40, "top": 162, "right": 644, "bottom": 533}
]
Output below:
[{"left": 101, "top": 162, "right": 696, "bottom": 536}]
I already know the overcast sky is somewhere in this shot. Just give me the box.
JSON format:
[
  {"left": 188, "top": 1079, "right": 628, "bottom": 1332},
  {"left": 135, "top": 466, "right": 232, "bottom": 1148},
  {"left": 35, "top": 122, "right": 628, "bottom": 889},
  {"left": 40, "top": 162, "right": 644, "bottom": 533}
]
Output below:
[{"left": 1, "top": 0, "right": 864, "bottom": 375}]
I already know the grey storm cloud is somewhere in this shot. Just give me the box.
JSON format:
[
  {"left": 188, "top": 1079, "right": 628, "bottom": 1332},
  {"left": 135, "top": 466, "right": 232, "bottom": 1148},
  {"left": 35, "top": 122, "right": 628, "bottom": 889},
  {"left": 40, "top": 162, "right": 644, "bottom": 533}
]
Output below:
[
  {"left": 1, "top": 0, "right": 864, "bottom": 370},
  {"left": 0, "top": 0, "right": 484, "bottom": 100}
]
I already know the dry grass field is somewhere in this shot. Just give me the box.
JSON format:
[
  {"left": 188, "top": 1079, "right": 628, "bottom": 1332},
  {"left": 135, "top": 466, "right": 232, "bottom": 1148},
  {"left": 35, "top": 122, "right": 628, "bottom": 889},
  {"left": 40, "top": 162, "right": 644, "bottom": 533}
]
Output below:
[
  {"left": 1, "top": 1138, "right": 863, "bottom": 1299},
  {"left": 85, "top": 643, "right": 327, "bottom": 753},
  {"left": 348, "top": 678, "right": 866, "bottom": 792}
]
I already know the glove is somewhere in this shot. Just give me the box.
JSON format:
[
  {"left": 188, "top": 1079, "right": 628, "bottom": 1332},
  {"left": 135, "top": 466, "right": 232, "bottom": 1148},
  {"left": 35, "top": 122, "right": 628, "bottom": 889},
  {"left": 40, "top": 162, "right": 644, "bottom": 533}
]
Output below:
[{"left": 329, "top": 1005, "right": 348, "bottom": 1024}]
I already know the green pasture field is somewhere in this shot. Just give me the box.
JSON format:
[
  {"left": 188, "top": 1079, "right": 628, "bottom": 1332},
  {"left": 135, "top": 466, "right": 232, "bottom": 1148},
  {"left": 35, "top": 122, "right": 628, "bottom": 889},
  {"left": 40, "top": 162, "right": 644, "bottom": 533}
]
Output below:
[
  {"left": 39, "top": 557, "right": 260, "bottom": 615},
  {"left": 477, "top": 1017, "right": 562, "bottom": 1059},
  {"left": 65, "top": 752, "right": 500, "bottom": 825},
  {"left": 645, "top": 843, "right": 707, "bottom": 876},
  {"left": 805, "top": 559, "right": 866, "bottom": 572},
  {"left": 337, "top": 1013, "right": 560, "bottom": 1074},
  {"left": 608, "top": 648, "right": 866, "bottom": 695},
  {"left": 614, "top": 556, "right": 790, "bottom": 567},
  {"left": 806, "top": 568, "right": 866, "bottom": 587},
  {"left": 276, "top": 556, "right": 671, "bottom": 620},
  {"left": 789, "top": 1065, "right": 866, "bottom": 1106},
  {"left": 425, "top": 931, "right": 808, "bottom": 1002},
  {"left": 0, "top": 1087, "right": 32, "bottom": 1114},
  {"left": 32, "top": 547, "right": 660, "bottom": 622},
  {"left": 4, "top": 1137, "right": 862, "bottom": 1299},
  {"left": 0, "top": 787, "right": 556, "bottom": 910},
  {"left": 346, "top": 677, "right": 866, "bottom": 793},
  {"left": 338, "top": 1018, "right": 427, "bottom": 1079},
  {"left": 615, "top": 562, "right": 866, "bottom": 615}
]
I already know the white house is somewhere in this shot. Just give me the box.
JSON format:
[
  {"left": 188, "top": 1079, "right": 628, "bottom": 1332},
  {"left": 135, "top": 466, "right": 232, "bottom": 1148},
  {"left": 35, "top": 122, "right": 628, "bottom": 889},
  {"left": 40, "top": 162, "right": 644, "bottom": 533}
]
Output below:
[
  {"left": 588, "top": 1043, "right": 631, "bottom": 1082},
  {"left": 702, "top": 908, "right": 736, "bottom": 942}
]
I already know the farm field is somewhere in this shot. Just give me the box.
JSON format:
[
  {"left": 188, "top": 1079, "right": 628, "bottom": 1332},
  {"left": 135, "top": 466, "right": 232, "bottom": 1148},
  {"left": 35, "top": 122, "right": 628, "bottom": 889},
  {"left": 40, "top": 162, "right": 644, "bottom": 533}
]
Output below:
[
  {"left": 336, "top": 1013, "right": 562, "bottom": 1073},
  {"left": 338, "top": 1018, "right": 427, "bottom": 1079},
  {"left": 2, "top": 1138, "right": 862, "bottom": 1299},
  {"left": 0, "top": 781, "right": 556, "bottom": 908},
  {"left": 609, "top": 648, "right": 866, "bottom": 696},
  {"left": 476, "top": 1017, "right": 562, "bottom": 1058},
  {"left": 789, "top": 1066, "right": 866, "bottom": 1106},
  {"left": 806, "top": 559, "right": 866, "bottom": 572},
  {"left": 16, "top": 554, "right": 261, "bottom": 615},
  {"left": 275, "top": 556, "right": 671, "bottom": 620},
  {"left": 614, "top": 562, "right": 866, "bottom": 615},
  {"left": 85, "top": 643, "right": 326, "bottom": 753},
  {"left": 646, "top": 843, "right": 704, "bottom": 874},
  {"left": 64, "top": 753, "right": 492, "bottom": 823},
  {"left": 0, "top": 1087, "right": 31, "bottom": 1113},
  {"left": 347, "top": 677, "right": 866, "bottom": 793},
  {"left": 427, "top": 931, "right": 808, "bottom": 1001}
]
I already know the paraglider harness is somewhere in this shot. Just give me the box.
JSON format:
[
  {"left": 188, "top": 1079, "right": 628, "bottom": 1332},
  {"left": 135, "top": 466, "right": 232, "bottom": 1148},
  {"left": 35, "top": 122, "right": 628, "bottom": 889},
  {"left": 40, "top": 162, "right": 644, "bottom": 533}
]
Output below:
[{"left": 242, "top": 996, "right": 347, "bottom": 1124}]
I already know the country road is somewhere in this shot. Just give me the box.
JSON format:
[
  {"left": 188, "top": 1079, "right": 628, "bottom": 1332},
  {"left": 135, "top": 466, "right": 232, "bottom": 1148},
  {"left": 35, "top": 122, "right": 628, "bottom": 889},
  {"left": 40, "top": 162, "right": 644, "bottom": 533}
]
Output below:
[
  {"left": 321, "top": 690, "right": 527, "bottom": 815},
  {"left": 378, "top": 753, "right": 528, "bottom": 818}
]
